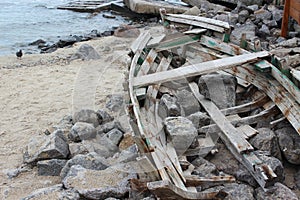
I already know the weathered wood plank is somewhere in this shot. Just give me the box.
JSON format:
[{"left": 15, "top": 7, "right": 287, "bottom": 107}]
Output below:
[
  {"left": 155, "top": 34, "right": 200, "bottom": 52},
  {"left": 130, "top": 31, "right": 152, "bottom": 54},
  {"left": 167, "top": 14, "right": 231, "bottom": 29},
  {"left": 225, "top": 65, "right": 300, "bottom": 135},
  {"left": 136, "top": 49, "right": 158, "bottom": 76},
  {"left": 189, "top": 82, "right": 253, "bottom": 153},
  {"left": 147, "top": 180, "right": 224, "bottom": 200},
  {"left": 184, "top": 28, "right": 207, "bottom": 35},
  {"left": 164, "top": 15, "right": 225, "bottom": 33},
  {"left": 133, "top": 51, "right": 269, "bottom": 87},
  {"left": 184, "top": 175, "right": 235, "bottom": 187},
  {"left": 237, "top": 125, "right": 258, "bottom": 139}
]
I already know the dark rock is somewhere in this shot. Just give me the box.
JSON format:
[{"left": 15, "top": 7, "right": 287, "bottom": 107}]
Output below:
[
  {"left": 240, "top": 0, "right": 263, "bottom": 6},
  {"left": 271, "top": 7, "right": 283, "bottom": 23},
  {"left": 175, "top": 89, "right": 200, "bottom": 116},
  {"left": 101, "top": 30, "right": 114, "bottom": 37},
  {"left": 96, "top": 109, "right": 114, "bottom": 124},
  {"left": 21, "top": 184, "right": 80, "bottom": 200},
  {"left": 23, "top": 132, "right": 69, "bottom": 164},
  {"left": 73, "top": 109, "right": 100, "bottom": 128},
  {"left": 238, "top": 10, "right": 250, "bottom": 24},
  {"left": 60, "top": 152, "right": 109, "bottom": 179},
  {"left": 70, "top": 44, "right": 100, "bottom": 61},
  {"left": 249, "top": 128, "right": 282, "bottom": 160},
  {"left": 107, "top": 145, "right": 138, "bottom": 165},
  {"left": 228, "top": 13, "right": 239, "bottom": 25},
  {"left": 103, "top": 13, "right": 116, "bottom": 19},
  {"left": 158, "top": 94, "right": 181, "bottom": 119},
  {"left": 105, "top": 128, "right": 124, "bottom": 146},
  {"left": 235, "top": 165, "right": 258, "bottom": 187},
  {"left": 63, "top": 164, "right": 136, "bottom": 199},
  {"left": 263, "top": 19, "right": 278, "bottom": 28},
  {"left": 257, "top": 24, "right": 270, "bottom": 38},
  {"left": 191, "top": 157, "right": 217, "bottom": 177},
  {"left": 255, "top": 182, "right": 298, "bottom": 200},
  {"left": 164, "top": 117, "right": 197, "bottom": 155},
  {"left": 198, "top": 73, "right": 237, "bottom": 109},
  {"left": 96, "top": 120, "right": 125, "bottom": 135},
  {"left": 29, "top": 39, "right": 46, "bottom": 46},
  {"left": 37, "top": 159, "right": 67, "bottom": 176},
  {"left": 295, "top": 170, "right": 300, "bottom": 189},
  {"left": 52, "top": 115, "right": 73, "bottom": 134},
  {"left": 276, "top": 127, "right": 300, "bottom": 165},
  {"left": 41, "top": 44, "right": 58, "bottom": 54},
  {"left": 187, "top": 111, "right": 211, "bottom": 129},
  {"left": 69, "top": 122, "right": 96, "bottom": 142},
  {"left": 106, "top": 94, "right": 124, "bottom": 112}
]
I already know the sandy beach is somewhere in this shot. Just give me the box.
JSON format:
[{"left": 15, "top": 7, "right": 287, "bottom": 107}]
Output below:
[{"left": 0, "top": 26, "right": 164, "bottom": 199}]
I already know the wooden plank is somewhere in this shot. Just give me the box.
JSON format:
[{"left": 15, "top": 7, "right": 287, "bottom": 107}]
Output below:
[
  {"left": 167, "top": 14, "right": 230, "bottom": 29},
  {"left": 184, "top": 28, "right": 207, "bottom": 35},
  {"left": 164, "top": 16, "right": 225, "bottom": 33},
  {"left": 220, "top": 94, "right": 269, "bottom": 116},
  {"left": 147, "top": 180, "right": 224, "bottom": 200},
  {"left": 225, "top": 65, "right": 300, "bottom": 135},
  {"left": 199, "top": 35, "right": 248, "bottom": 56},
  {"left": 183, "top": 136, "right": 215, "bottom": 157},
  {"left": 130, "top": 31, "right": 152, "bottom": 53},
  {"left": 281, "top": 0, "right": 291, "bottom": 37},
  {"left": 184, "top": 175, "right": 235, "bottom": 187},
  {"left": 133, "top": 51, "right": 269, "bottom": 87},
  {"left": 290, "top": 7, "right": 300, "bottom": 24},
  {"left": 147, "top": 35, "right": 166, "bottom": 48},
  {"left": 189, "top": 82, "right": 253, "bottom": 153},
  {"left": 237, "top": 125, "right": 258, "bottom": 139},
  {"left": 136, "top": 49, "right": 158, "bottom": 76},
  {"left": 136, "top": 156, "right": 161, "bottom": 181},
  {"left": 199, "top": 104, "right": 278, "bottom": 135},
  {"left": 155, "top": 34, "right": 200, "bottom": 52}
]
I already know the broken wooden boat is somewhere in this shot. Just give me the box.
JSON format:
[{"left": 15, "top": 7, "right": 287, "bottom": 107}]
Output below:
[{"left": 126, "top": 10, "right": 300, "bottom": 199}]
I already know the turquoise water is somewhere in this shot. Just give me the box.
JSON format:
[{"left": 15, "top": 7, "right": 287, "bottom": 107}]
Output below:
[{"left": 0, "top": 0, "right": 129, "bottom": 55}]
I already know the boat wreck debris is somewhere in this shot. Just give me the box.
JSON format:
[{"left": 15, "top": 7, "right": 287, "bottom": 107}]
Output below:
[{"left": 126, "top": 10, "right": 300, "bottom": 199}]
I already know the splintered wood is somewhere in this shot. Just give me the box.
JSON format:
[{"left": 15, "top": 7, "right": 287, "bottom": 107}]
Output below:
[{"left": 127, "top": 14, "right": 300, "bottom": 198}]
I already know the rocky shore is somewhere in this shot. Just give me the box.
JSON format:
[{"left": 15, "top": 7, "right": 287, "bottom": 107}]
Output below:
[{"left": 1, "top": 0, "right": 300, "bottom": 199}]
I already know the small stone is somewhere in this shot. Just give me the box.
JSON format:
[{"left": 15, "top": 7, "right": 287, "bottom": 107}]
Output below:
[
  {"left": 255, "top": 9, "right": 272, "bottom": 21},
  {"left": 249, "top": 128, "right": 282, "bottom": 160},
  {"left": 60, "top": 152, "right": 109, "bottom": 179},
  {"left": 191, "top": 157, "right": 217, "bottom": 177},
  {"left": 96, "top": 120, "right": 125, "bottom": 135},
  {"left": 106, "top": 94, "right": 124, "bottom": 112},
  {"left": 21, "top": 184, "right": 80, "bottom": 200},
  {"left": 276, "top": 127, "right": 300, "bottom": 165},
  {"left": 68, "top": 143, "right": 89, "bottom": 157},
  {"left": 164, "top": 117, "right": 197, "bottom": 155},
  {"left": 37, "top": 159, "right": 67, "bottom": 176},
  {"left": 158, "top": 94, "right": 181, "bottom": 119},
  {"left": 257, "top": 24, "right": 270, "bottom": 38},
  {"left": 187, "top": 111, "right": 211, "bottom": 129},
  {"left": 238, "top": 10, "right": 250, "bottom": 24},
  {"left": 105, "top": 128, "right": 124, "bottom": 145},
  {"left": 73, "top": 109, "right": 100, "bottom": 128},
  {"left": 175, "top": 89, "right": 200, "bottom": 116},
  {"left": 63, "top": 164, "right": 136, "bottom": 199},
  {"left": 69, "top": 122, "right": 96, "bottom": 142},
  {"left": 263, "top": 20, "right": 278, "bottom": 28},
  {"left": 255, "top": 182, "right": 298, "bottom": 200},
  {"left": 96, "top": 109, "right": 114, "bottom": 124},
  {"left": 23, "top": 133, "right": 69, "bottom": 164}
]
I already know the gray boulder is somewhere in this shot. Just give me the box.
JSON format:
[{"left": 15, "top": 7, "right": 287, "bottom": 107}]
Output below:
[
  {"left": 21, "top": 184, "right": 80, "bottom": 200},
  {"left": 198, "top": 73, "right": 237, "bottom": 109},
  {"left": 63, "top": 165, "right": 136, "bottom": 199},
  {"left": 23, "top": 131, "right": 69, "bottom": 164},
  {"left": 105, "top": 128, "right": 124, "bottom": 146},
  {"left": 276, "top": 127, "right": 300, "bottom": 165},
  {"left": 175, "top": 89, "right": 200, "bottom": 116},
  {"left": 187, "top": 111, "right": 211, "bottom": 129},
  {"left": 191, "top": 157, "right": 217, "bottom": 177},
  {"left": 70, "top": 44, "right": 100, "bottom": 61},
  {"left": 37, "top": 159, "right": 67, "bottom": 176},
  {"left": 164, "top": 117, "right": 197, "bottom": 155},
  {"left": 295, "top": 170, "right": 300, "bottom": 189},
  {"left": 238, "top": 10, "right": 250, "bottom": 24},
  {"left": 68, "top": 143, "right": 89, "bottom": 157},
  {"left": 96, "top": 120, "right": 125, "bottom": 135},
  {"left": 231, "top": 22, "right": 256, "bottom": 45},
  {"left": 60, "top": 152, "right": 109, "bottom": 179},
  {"left": 158, "top": 94, "right": 181, "bottom": 119},
  {"left": 257, "top": 24, "right": 271, "bottom": 38},
  {"left": 249, "top": 128, "right": 282, "bottom": 160},
  {"left": 96, "top": 109, "right": 114, "bottom": 124},
  {"left": 106, "top": 94, "right": 124, "bottom": 113},
  {"left": 73, "top": 109, "right": 100, "bottom": 128},
  {"left": 255, "top": 9, "right": 272, "bottom": 21},
  {"left": 69, "top": 122, "right": 96, "bottom": 142},
  {"left": 255, "top": 182, "right": 298, "bottom": 200}
]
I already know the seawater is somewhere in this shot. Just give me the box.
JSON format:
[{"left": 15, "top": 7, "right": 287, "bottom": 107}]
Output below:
[{"left": 0, "top": 0, "right": 129, "bottom": 55}]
